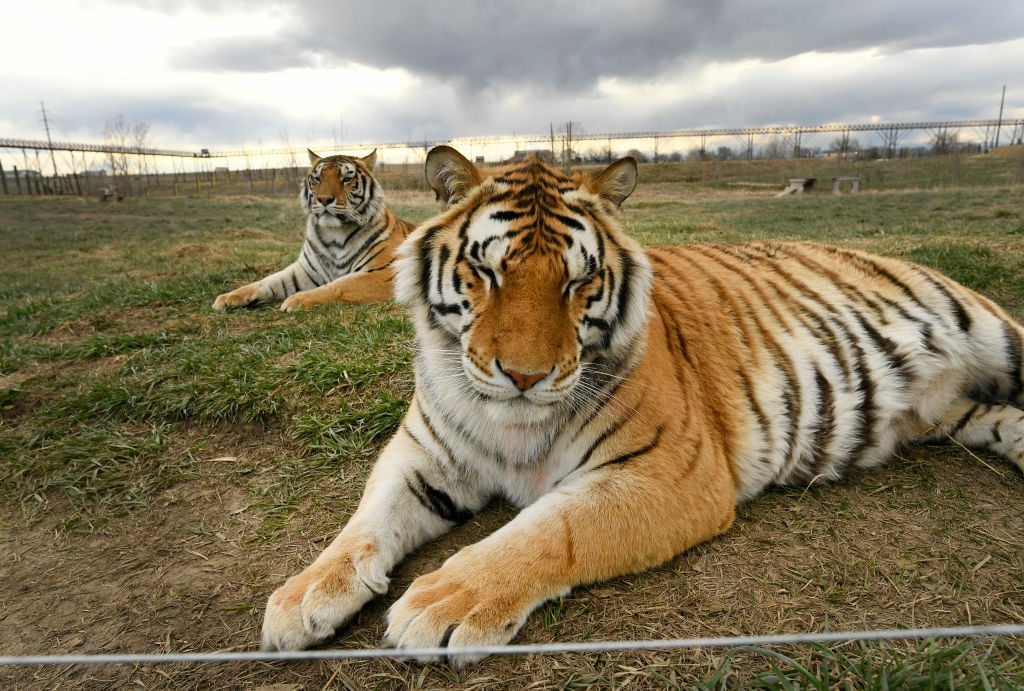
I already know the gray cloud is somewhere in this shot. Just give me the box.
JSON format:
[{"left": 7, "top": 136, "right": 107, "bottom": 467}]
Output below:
[
  {"left": 4, "top": 0, "right": 1022, "bottom": 157},
  {"left": 176, "top": 0, "right": 1024, "bottom": 92}
]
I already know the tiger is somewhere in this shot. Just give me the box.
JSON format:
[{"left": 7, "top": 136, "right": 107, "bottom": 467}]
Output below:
[
  {"left": 212, "top": 149, "right": 414, "bottom": 312},
  {"left": 260, "top": 145, "right": 1024, "bottom": 665}
]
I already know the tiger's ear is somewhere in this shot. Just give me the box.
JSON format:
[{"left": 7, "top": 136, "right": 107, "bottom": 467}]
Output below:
[
  {"left": 425, "top": 145, "right": 483, "bottom": 208},
  {"left": 588, "top": 156, "right": 638, "bottom": 207},
  {"left": 361, "top": 149, "right": 377, "bottom": 171},
  {"left": 308, "top": 149, "right": 322, "bottom": 166}
]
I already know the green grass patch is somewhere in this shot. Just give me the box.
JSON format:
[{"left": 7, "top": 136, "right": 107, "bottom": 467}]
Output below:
[{"left": 703, "top": 637, "right": 1024, "bottom": 689}]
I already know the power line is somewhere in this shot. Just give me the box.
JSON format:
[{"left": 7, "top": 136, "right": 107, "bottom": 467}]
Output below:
[{"left": 38, "top": 102, "right": 59, "bottom": 177}]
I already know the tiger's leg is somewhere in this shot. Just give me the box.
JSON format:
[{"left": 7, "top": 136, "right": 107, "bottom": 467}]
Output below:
[
  {"left": 383, "top": 444, "right": 736, "bottom": 667},
  {"left": 280, "top": 267, "right": 395, "bottom": 312},
  {"left": 213, "top": 261, "right": 319, "bottom": 310},
  {"left": 929, "top": 399, "right": 1024, "bottom": 473},
  {"left": 261, "top": 421, "right": 489, "bottom": 651}
]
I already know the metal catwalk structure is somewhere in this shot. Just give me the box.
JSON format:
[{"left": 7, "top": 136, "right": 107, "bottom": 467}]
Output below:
[{"left": 2, "top": 118, "right": 1022, "bottom": 177}]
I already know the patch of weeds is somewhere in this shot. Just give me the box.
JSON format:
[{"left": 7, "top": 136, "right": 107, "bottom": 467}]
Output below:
[
  {"left": 51, "top": 329, "right": 187, "bottom": 360},
  {"left": 293, "top": 395, "right": 408, "bottom": 461},
  {"left": 706, "top": 637, "right": 1024, "bottom": 689},
  {"left": 0, "top": 421, "right": 195, "bottom": 525},
  {"left": 905, "top": 243, "right": 1019, "bottom": 293}
]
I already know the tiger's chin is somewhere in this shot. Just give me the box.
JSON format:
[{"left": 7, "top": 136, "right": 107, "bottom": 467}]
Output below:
[
  {"left": 452, "top": 389, "right": 555, "bottom": 428},
  {"left": 312, "top": 212, "right": 346, "bottom": 228}
]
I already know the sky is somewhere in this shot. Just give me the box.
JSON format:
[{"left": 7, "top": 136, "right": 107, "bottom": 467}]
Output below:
[{"left": 2, "top": 0, "right": 1024, "bottom": 167}]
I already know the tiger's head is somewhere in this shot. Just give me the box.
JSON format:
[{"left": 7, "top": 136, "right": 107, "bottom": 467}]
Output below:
[
  {"left": 397, "top": 146, "right": 652, "bottom": 427},
  {"left": 302, "top": 149, "right": 382, "bottom": 227}
]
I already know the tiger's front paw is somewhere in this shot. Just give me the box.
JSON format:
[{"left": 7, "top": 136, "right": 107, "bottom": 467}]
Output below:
[
  {"left": 212, "top": 284, "right": 261, "bottom": 311},
  {"left": 280, "top": 289, "right": 329, "bottom": 312},
  {"left": 261, "top": 560, "right": 385, "bottom": 651},
  {"left": 383, "top": 559, "right": 543, "bottom": 667}
]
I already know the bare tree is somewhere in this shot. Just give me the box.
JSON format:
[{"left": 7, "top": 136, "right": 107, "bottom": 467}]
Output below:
[
  {"left": 761, "top": 136, "right": 789, "bottom": 160},
  {"left": 558, "top": 121, "right": 585, "bottom": 169},
  {"left": 931, "top": 128, "right": 959, "bottom": 156},
  {"left": 132, "top": 120, "right": 151, "bottom": 182},
  {"left": 829, "top": 134, "right": 861, "bottom": 158},
  {"left": 625, "top": 148, "right": 649, "bottom": 164},
  {"left": 878, "top": 126, "right": 907, "bottom": 159},
  {"left": 104, "top": 114, "right": 132, "bottom": 191}
]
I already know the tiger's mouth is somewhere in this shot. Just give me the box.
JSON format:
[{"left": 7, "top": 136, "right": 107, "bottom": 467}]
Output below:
[{"left": 463, "top": 360, "right": 578, "bottom": 409}]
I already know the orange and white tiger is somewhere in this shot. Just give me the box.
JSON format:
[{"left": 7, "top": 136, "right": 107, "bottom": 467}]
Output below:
[
  {"left": 212, "top": 149, "right": 414, "bottom": 312},
  {"left": 260, "top": 146, "right": 1024, "bottom": 664}
]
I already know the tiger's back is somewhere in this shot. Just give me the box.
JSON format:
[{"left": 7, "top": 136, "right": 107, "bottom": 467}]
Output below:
[{"left": 647, "top": 241, "right": 1024, "bottom": 500}]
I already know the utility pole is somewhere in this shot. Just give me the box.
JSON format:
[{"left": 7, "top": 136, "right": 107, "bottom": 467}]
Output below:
[
  {"left": 995, "top": 85, "right": 1006, "bottom": 148},
  {"left": 40, "top": 101, "right": 59, "bottom": 177}
]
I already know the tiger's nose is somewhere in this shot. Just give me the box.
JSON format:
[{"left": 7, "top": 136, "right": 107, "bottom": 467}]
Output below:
[
  {"left": 500, "top": 364, "right": 550, "bottom": 391},
  {"left": 317, "top": 196, "right": 334, "bottom": 206}
]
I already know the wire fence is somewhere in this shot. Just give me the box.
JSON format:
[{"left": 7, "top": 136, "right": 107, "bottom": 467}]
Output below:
[{"left": 3, "top": 624, "right": 1023, "bottom": 667}]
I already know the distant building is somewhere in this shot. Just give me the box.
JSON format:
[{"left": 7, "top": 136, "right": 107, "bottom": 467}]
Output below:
[
  {"left": 511, "top": 149, "right": 554, "bottom": 163},
  {"left": 2, "top": 169, "right": 41, "bottom": 180}
]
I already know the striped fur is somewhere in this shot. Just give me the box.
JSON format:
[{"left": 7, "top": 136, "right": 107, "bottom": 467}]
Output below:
[
  {"left": 261, "top": 146, "right": 1024, "bottom": 665},
  {"left": 212, "top": 149, "right": 414, "bottom": 312}
]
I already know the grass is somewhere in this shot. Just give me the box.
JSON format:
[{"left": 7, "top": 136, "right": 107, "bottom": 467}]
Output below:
[
  {"left": 1, "top": 155, "right": 1023, "bottom": 689},
  {"left": 699, "top": 636, "right": 1024, "bottom": 689}
]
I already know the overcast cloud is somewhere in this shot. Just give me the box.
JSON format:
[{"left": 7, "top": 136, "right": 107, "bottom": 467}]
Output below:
[{"left": 2, "top": 0, "right": 1023, "bottom": 163}]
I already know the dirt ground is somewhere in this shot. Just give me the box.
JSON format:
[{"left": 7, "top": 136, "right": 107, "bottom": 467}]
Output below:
[{"left": 2, "top": 434, "right": 1022, "bottom": 689}]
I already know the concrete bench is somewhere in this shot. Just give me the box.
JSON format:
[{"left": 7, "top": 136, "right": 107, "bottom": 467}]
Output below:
[
  {"left": 776, "top": 178, "right": 816, "bottom": 197},
  {"left": 832, "top": 176, "right": 860, "bottom": 194}
]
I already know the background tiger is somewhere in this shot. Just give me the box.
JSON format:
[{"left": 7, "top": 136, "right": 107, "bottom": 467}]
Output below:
[
  {"left": 260, "top": 146, "right": 1024, "bottom": 665},
  {"left": 212, "top": 149, "right": 414, "bottom": 312}
]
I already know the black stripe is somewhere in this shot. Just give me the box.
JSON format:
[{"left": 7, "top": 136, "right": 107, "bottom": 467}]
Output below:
[
  {"left": 430, "top": 302, "right": 463, "bottom": 317},
  {"left": 406, "top": 470, "right": 471, "bottom": 524},
  {"left": 353, "top": 245, "right": 387, "bottom": 272},
  {"left": 412, "top": 400, "right": 460, "bottom": 467},
  {"left": 950, "top": 404, "right": 981, "bottom": 437},
  {"left": 302, "top": 236, "right": 336, "bottom": 281},
  {"left": 907, "top": 266, "right": 973, "bottom": 333},
  {"left": 436, "top": 245, "right": 451, "bottom": 298},
  {"left": 570, "top": 364, "right": 630, "bottom": 442},
  {"left": 849, "top": 309, "right": 911, "bottom": 386},
  {"left": 554, "top": 213, "right": 584, "bottom": 231},
  {"left": 597, "top": 426, "right": 664, "bottom": 468},
  {"left": 809, "top": 367, "right": 836, "bottom": 473},
  {"left": 845, "top": 334, "right": 878, "bottom": 459},
  {"left": 574, "top": 404, "right": 639, "bottom": 472},
  {"left": 1003, "top": 322, "right": 1024, "bottom": 402},
  {"left": 418, "top": 226, "right": 441, "bottom": 307},
  {"left": 828, "top": 246, "right": 952, "bottom": 325},
  {"left": 490, "top": 210, "right": 525, "bottom": 222},
  {"left": 737, "top": 369, "right": 772, "bottom": 466},
  {"left": 346, "top": 230, "right": 390, "bottom": 272}
]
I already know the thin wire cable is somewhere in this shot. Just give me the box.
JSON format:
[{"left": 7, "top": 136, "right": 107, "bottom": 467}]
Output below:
[{"left": 2, "top": 624, "right": 1022, "bottom": 667}]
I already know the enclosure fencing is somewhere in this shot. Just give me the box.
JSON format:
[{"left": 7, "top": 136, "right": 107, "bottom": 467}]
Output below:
[
  {"left": 3, "top": 118, "right": 1023, "bottom": 197},
  {"left": 2, "top": 623, "right": 1023, "bottom": 667}
]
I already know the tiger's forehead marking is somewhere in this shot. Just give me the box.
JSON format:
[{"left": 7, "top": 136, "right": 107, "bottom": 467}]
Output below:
[{"left": 314, "top": 157, "right": 358, "bottom": 175}]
